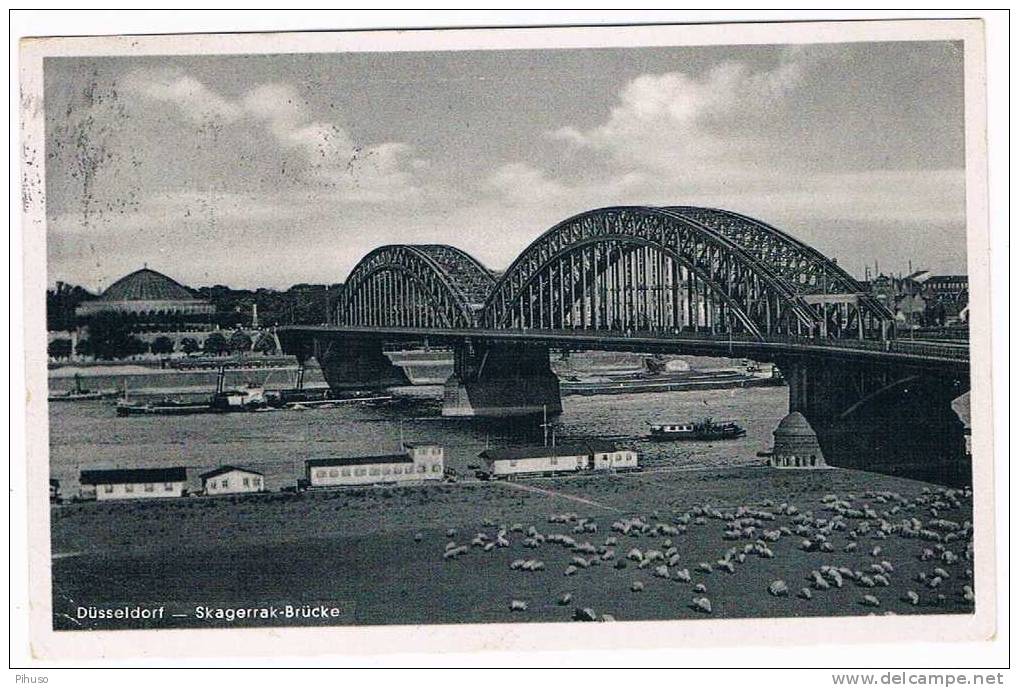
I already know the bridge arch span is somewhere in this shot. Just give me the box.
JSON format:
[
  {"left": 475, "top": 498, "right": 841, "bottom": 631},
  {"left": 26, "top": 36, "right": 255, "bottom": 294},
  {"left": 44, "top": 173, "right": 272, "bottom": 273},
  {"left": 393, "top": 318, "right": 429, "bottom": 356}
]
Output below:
[
  {"left": 337, "top": 244, "right": 495, "bottom": 329},
  {"left": 482, "top": 206, "right": 893, "bottom": 340}
]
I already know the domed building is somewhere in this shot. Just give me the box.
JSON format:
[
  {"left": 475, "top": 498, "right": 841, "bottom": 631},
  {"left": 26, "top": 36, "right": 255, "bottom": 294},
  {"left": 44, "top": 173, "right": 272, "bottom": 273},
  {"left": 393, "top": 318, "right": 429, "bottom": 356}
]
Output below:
[
  {"left": 769, "top": 411, "right": 827, "bottom": 469},
  {"left": 76, "top": 267, "right": 215, "bottom": 332}
]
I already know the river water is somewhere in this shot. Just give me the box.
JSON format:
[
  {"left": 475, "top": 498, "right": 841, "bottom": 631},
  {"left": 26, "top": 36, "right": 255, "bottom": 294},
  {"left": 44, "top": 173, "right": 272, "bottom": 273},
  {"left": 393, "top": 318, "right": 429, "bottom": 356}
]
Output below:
[{"left": 48, "top": 383, "right": 788, "bottom": 496}]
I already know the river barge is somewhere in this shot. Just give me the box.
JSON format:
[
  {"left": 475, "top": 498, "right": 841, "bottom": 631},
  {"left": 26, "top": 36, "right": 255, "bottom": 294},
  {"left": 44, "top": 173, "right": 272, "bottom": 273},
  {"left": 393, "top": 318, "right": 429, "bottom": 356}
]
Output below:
[{"left": 648, "top": 418, "right": 747, "bottom": 441}]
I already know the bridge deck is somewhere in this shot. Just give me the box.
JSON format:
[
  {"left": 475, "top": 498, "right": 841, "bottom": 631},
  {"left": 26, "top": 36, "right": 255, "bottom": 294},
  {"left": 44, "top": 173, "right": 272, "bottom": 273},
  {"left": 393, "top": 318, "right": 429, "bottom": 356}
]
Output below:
[{"left": 279, "top": 325, "right": 969, "bottom": 370}]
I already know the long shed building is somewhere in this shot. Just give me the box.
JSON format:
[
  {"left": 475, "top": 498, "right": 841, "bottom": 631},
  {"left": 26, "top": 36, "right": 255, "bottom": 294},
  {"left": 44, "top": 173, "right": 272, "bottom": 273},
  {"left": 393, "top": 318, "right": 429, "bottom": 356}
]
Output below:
[
  {"left": 305, "top": 443, "right": 444, "bottom": 487},
  {"left": 479, "top": 441, "right": 637, "bottom": 478},
  {"left": 79, "top": 467, "right": 188, "bottom": 501}
]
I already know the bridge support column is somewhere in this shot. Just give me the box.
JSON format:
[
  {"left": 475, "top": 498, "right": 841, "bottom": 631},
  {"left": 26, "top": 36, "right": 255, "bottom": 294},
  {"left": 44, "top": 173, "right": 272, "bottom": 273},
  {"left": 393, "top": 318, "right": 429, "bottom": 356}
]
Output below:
[
  {"left": 442, "top": 341, "right": 562, "bottom": 417},
  {"left": 776, "top": 357, "right": 970, "bottom": 486},
  {"left": 280, "top": 334, "right": 410, "bottom": 391}
]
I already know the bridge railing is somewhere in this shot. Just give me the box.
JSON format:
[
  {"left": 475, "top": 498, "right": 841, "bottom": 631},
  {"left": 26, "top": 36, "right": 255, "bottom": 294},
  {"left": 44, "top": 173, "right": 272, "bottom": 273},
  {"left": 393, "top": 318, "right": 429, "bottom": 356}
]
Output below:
[
  {"left": 494, "top": 326, "right": 971, "bottom": 362},
  {"left": 286, "top": 323, "right": 969, "bottom": 363}
]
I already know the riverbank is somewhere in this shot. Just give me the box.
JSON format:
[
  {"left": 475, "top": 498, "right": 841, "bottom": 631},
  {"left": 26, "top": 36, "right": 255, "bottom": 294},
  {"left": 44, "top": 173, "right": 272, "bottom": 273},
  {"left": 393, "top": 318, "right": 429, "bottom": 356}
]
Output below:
[{"left": 51, "top": 464, "right": 974, "bottom": 629}]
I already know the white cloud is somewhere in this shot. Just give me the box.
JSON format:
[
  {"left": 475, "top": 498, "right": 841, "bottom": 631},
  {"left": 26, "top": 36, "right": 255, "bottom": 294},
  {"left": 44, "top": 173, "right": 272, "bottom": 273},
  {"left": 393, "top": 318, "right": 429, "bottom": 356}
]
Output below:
[
  {"left": 548, "top": 58, "right": 804, "bottom": 173},
  {"left": 123, "top": 70, "right": 429, "bottom": 205},
  {"left": 531, "top": 53, "right": 966, "bottom": 230},
  {"left": 125, "top": 71, "right": 241, "bottom": 124},
  {"left": 486, "top": 162, "right": 567, "bottom": 204}
]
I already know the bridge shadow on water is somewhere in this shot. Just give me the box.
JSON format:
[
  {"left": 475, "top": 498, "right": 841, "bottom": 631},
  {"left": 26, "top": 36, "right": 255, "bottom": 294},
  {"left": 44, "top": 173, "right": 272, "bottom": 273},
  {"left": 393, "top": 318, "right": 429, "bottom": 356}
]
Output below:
[{"left": 366, "top": 390, "right": 971, "bottom": 488}]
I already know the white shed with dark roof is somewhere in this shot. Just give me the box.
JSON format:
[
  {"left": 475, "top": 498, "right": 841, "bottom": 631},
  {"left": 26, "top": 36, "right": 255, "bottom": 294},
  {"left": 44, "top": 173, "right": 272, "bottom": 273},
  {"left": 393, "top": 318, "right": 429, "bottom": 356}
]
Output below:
[
  {"left": 200, "top": 465, "right": 265, "bottom": 495},
  {"left": 79, "top": 467, "right": 187, "bottom": 501}
]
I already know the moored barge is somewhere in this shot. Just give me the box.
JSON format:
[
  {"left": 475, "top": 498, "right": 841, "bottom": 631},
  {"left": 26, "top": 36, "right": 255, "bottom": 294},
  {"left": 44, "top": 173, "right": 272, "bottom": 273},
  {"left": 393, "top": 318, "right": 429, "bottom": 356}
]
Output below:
[{"left": 648, "top": 418, "right": 747, "bottom": 441}]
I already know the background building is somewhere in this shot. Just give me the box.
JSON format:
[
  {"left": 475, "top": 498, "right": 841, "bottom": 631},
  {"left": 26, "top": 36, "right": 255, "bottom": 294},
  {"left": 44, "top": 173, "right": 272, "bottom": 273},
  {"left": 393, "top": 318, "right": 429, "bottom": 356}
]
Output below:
[
  {"left": 860, "top": 270, "right": 969, "bottom": 330},
  {"left": 47, "top": 268, "right": 340, "bottom": 361},
  {"left": 76, "top": 267, "right": 215, "bottom": 332}
]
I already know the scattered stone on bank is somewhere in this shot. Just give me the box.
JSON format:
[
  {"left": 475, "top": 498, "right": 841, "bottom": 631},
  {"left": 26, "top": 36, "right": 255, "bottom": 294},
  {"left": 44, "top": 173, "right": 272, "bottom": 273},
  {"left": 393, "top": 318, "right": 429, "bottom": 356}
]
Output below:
[
  {"left": 825, "top": 571, "right": 843, "bottom": 588},
  {"left": 443, "top": 545, "right": 468, "bottom": 560},
  {"left": 861, "top": 595, "right": 881, "bottom": 608},
  {"left": 571, "top": 556, "right": 590, "bottom": 569},
  {"left": 691, "top": 597, "right": 712, "bottom": 614},
  {"left": 768, "top": 580, "right": 789, "bottom": 597},
  {"left": 521, "top": 559, "right": 545, "bottom": 572}
]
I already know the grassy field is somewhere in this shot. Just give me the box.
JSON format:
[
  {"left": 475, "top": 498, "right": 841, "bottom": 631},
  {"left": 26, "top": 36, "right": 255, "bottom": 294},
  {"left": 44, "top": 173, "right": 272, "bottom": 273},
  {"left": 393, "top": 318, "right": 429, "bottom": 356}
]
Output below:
[{"left": 51, "top": 466, "right": 975, "bottom": 629}]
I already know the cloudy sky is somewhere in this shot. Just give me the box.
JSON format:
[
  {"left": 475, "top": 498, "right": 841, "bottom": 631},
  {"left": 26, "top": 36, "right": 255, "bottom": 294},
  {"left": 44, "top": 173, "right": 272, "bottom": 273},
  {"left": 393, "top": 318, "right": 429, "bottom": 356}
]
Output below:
[{"left": 44, "top": 40, "right": 966, "bottom": 291}]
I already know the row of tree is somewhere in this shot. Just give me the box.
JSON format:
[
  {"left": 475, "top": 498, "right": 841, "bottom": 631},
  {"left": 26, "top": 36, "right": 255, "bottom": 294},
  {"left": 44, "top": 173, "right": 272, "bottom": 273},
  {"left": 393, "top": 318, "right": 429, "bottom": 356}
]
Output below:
[
  {"left": 193, "top": 283, "right": 343, "bottom": 329},
  {"left": 48, "top": 322, "right": 277, "bottom": 361}
]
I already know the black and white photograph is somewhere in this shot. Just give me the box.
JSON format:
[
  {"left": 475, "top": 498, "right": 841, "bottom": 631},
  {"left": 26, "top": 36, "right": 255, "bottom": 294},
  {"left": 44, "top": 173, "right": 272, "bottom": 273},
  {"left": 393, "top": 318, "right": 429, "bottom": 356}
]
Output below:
[{"left": 14, "top": 13, "right": 1003, "bottom": 669}]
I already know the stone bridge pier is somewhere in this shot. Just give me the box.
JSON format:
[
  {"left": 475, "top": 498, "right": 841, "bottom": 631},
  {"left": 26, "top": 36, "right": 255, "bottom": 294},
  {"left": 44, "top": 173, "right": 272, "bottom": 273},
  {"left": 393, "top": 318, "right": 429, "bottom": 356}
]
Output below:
[
  {"left": 777, "top": 355, "right": 971, "bottom": 486},
  {"left": 442, "top": 340, "right": 562, "bottom": 417},
  {"left": 279, "top": 332, "right": 409, "bottom": 391}
]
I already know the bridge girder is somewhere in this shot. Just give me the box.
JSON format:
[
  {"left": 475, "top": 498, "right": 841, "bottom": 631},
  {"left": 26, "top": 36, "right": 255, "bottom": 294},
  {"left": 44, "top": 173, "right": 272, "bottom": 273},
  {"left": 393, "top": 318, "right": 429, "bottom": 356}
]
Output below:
[
  {"left": 482, "top": 206, "right": 894, "bottom": 340},
  {"left": 336, "top": 206, "right": 896, "bottom": 341},
  {"left": 337, "top": 244, "right": 495, "bottom": 329}
]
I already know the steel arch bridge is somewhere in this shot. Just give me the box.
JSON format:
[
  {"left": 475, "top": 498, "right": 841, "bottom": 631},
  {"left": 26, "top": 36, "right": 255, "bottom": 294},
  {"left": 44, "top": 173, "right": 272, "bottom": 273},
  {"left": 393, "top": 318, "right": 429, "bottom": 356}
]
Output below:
[
  {"left": 335, "top": 206, "right": 894, "bottom": 341},
  {"left": 337, "top": 244, "right": 495, "bottom": 330}
]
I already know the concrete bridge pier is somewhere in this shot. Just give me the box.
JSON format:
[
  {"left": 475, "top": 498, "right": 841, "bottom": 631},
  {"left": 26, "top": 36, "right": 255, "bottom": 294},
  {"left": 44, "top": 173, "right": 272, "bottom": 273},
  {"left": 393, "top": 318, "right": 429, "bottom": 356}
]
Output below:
[
  {"left": 778, "top": 357, "right": 971, "bottom": 486},
  {"left": 442, "top": 340, "right": 562, "bottom": 417},
  {"left": 282, "top": 333, "right": 410, "bottom": 391}
]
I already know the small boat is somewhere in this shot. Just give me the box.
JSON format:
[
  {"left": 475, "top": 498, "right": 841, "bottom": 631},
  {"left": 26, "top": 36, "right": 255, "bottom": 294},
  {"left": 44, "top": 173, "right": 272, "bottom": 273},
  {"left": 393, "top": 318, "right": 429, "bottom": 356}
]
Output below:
[
  {"left": 116, "top": 399, "right": 211, "bottom": 417},
  {"left": 210, "top": 383, "right": 267, "bottom": 411},
  {"left": 49, "top": 374, "right": 115, "bottom": 402},
  {"left": 648, "top": 417, "right": 747, "bottom": 441},
  {"left": 116, "top": 368, "right": 268, "bottom": 416}
]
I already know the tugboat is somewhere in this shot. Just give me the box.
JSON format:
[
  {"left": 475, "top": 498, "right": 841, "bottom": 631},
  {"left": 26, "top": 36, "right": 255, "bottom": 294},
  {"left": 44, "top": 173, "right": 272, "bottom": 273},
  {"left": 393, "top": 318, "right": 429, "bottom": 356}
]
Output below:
[
  {"left": 116, "top": 397, "right": 213, "bottom": 416},
  {"left": 209, "top": 367, "right": 267, "bottom": 411},
  {"left": 49, "top": 374, "right": 116, "bottom": 402},
  {"left": 116, "top": 367, "right": 267, "bottom": 416},
  {"left": 648, "top": 417, "right": 747, "bottom": 441}
]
